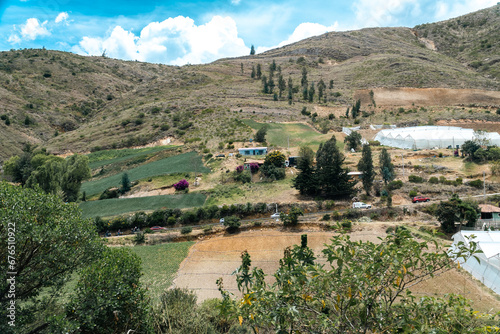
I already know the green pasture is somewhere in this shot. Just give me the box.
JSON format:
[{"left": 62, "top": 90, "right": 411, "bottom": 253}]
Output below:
[
  {"left": 243, "top": 120, "right": 341, "bottom": 150},
  {"left": 129, "top": 241, "right": 194, "bottom": 301},
  {"left": 81, "top": 151, "right": 210, "bottom": 196},
  {"left": 79, "top": 192, "right": 206, "bottom": 218},
  {"left": 87, "top": 145, "right": 177, "bottom": 169}
]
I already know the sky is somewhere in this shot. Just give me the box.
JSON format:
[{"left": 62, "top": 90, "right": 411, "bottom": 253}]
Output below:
[{"left": 0, "top": 0, "right": 497, "bottom": 65}]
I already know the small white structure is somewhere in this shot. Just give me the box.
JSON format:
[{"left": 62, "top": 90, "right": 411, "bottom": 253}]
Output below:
[
  {"left": 452, "top": 231, "right": 500, "bottom": 295},
  {"left": 374, "top": 126, "right": 500, "bottom": 149}
]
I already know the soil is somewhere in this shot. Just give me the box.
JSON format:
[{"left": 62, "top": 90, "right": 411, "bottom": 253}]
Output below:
[{"left": 172, "top": 223, "right": 500, "bottom": 312}]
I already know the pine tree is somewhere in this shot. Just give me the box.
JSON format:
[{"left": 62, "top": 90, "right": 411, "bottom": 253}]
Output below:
[
  {"left": 251, "top": 65, "right": 256, "bottom": 79},
  {"left": 317, "top": 79, "right": 326, "bottom": 102},
  {"left": 262, "top": 75, "right": 269, "bottom": 94},
  {"left": 278, "top": 74, "right": 286, "bottom": 98},
  {"left": 315, "top": 136, "right": 354, "bottom": 198},
  {"left": 121, "top": 172, "right": 131, "bottom": 193},
  {"left": 256, "top": 64, "right": 262, "bottom": 79},
  {"left": 250, "top": 45, "right": 255, "bottom": 55},
  {"left": 357, "top": 144, "right": 375, "bottom": 195},
  {"left": 293, "top": 146, "right": 317, "bottom": 196},
  {"left": 301, "top": 67, "right": 308, "bottom": 88},
  {"left": 308, "top": 82, "right": 315, "bottom": 102},
  {"left": 379, "top": 148, "right": 395, "bottom": 184},
  {"left": 287, "top": 77, "right": 293, "bottom": 105}
]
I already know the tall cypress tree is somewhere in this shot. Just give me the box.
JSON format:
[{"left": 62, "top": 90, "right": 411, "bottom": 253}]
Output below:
[
  {"left": 379, "top": 148, "right": 395, "bottom": 184},
  {"left": 315, "top": 136, "right": 354, "bottom": 198},
  {"left": 357, "top": 144, "right": 375, "bottom": 195},
  {"left": 293, "top": 146, "right": 317, "bottom": 196}
]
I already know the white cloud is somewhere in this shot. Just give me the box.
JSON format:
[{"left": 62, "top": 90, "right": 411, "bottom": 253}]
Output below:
[
  {"left": 352, "top": 0, "right": 419, "bottom": 28},
  {"left": 8, "top": 34, "right": 21, "bottom": 44},
  {"left": 73, "top": 15, "right": 249, "bottom": 65},
  {"left": 256, "top": 22, "right": 338, "bottom": 54},
  {"left": 19, "top": 18, "right": 50, "bottom": 40},
  {"left": 433, "top": 0, "right": 498, "bottom": 21},
  {"left": 231, "top": 0, "right": 241, "bottom": 4},
  {"left": 55, "top": 12, "right": 69, "bottom": 24}
]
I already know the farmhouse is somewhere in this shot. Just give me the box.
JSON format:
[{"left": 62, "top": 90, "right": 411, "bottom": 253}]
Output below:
[
  {"left": 452, "top": 231, "right": 500, "bottom": 295},
  {"left": 238, "top": 147, "right": 268, "bottom": 156},
  {"left": 478, "top": 204, "right": 500, "bottom": 228}
]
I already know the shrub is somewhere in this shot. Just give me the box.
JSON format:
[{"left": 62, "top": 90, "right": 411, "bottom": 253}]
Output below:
[
  {"left": 249, "top": 163, "right": 260, "bottom": 174},
  {"left": 99, "top": 188, "right": 120, "bottom": 200},
  {"left": 428, "top": 177, "right": 439, "bottom": 184},
  {"left": 322, "top": 214, "right": 331, "bottom": 221},
  {"left": 167, "top": 216, "right": 177, "bottom": 226},
  {"left": 181, "top": 226, "right": 192, "bottom": 234},
  {"left": 387, "top": 180, "right": 403, "bottom": 190},
  {"left": 134, "top": 232, "right": 145, "bottom": 245},
  {"left": 234, "top": 172, "right": 251, "bottom": 184},
  {"left": 174, "top": 179, "right": 189, "bottom": 191},
  {"left": 236, "top": 165, "right": 244, "bottom": 173},
  {"left": 408, "top": 174, "right": 425, "bottom": 183},
  {"left": 223, "top": 215, "right": 241, "bottom": 233},
  {"left": 341, "top": 219, "right": 352, "bottom": 231},
  {"left": 409, "top": 190, "right": 418, "bottom": 198},
  {"left": 180, "top": 210, "right": 198, "bottom": 225},
  {"left": 468, "top": 179, "right": 483, "bottom": 189}
]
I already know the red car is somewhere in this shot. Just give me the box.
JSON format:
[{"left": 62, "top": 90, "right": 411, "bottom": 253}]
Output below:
[
  {"left": 412, "top": 196, "right": 430, "bottom": 203},
  {"left": 150, "top": 226, "right": 165, "bottom": 231}
]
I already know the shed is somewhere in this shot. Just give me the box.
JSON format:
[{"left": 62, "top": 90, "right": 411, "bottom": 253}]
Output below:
[
  {"left": 478, "top": 204, "right": 500, "bottom": 229},
  {"left": 452, "top": 231, "right": 500, "bottom": 295},
  {"left": 238, "top": 147, "right": 268, "bottom": 156}
]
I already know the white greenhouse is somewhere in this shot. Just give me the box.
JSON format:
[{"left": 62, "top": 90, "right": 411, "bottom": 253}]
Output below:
[
  {"left": 373, "top": 126, "right": 500, "bottom": 149},
  {"left": 452, "top": 231, "right": 500, "bottom": 295}
]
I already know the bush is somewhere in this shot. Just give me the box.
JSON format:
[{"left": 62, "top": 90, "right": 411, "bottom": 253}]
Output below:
[
  {"left": 468, "top": 179, "right": 483, "bottom": 189},
  {"left": 387, "top": 180, "right": 403, "bottom": 190},
  {"left": 322, "top": 214, "right": 331, "bottom": 221},
  {"left": 174, "top": 179, "right": 189, "bottom": 191},
  {"left": 341, "top": 219, "right": 352, "bottom": 231},
  {"left": 166, "top": 216, "right": 177, "bottom": 226},
  {"left": 134, "top": 232, "right": 145, "bottom": 245},
  {"left": 223, "top": 215, "right": 241, "bottom": 233},
  {"left": 409, "top": 190, "right": 418, "bottom": 198},
  {"left": 99, "top": 188, "right": 120, "bottom": 200},
  {"left": 428, "top": 177, "right": 439, "bottom": 184},
  {"left": 234, "top": 171, "right": 251, "bottom": 184},
  {"left": 181, "top": 226, "right": 192, "bottom": 234},
  {"left": 408, "top": 174, "right": 425, "bottom": 183}
]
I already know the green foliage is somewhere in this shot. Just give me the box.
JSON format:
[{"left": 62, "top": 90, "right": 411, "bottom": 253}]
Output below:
[
  {"left": 281, "top": 206, "right": 304, "bottom": 226},
  {"left": 0, "top": 182, "right": 103, "bottom": 333},
  {"left": 387, "top": 179, "right": 403, "bottom": 190},
  {"left": 223, "top": 215, "right": 241, "bottom": 233},
  {"left": 408, "top": 174, "right": 425, "bottom": 183},
  {"left": 181, "top": 226, "right": 192, "bottom": 234},
  {"left": 67, "top": 248, "right": 151, "bottom": 334},
  {"left": 344, "top": 131, "right": 362, "bottom": 151},
  {"left": 428, "top": 176, "right": 439, "bottom": 184},
  {"left": 468, "top": 179, "right": 484, "bottom": 189},
  {"left": 409, "top": 189, "right": 418, "bottom": 198},
  {"left": 293, "top": 146, "right": 318, "bottom": 196},
  {"left": 234, "top": 171, "right": 251, "bottom": 183},
  {"left": 134, "top": 232, "right": 146, "bottom": 245},
  {"left": 435, "top": 194, "right": 480, "bottom": 233},
  {"left": 219, "top": 229, "right": 484, "bottom": 333},
  {"left": 379, "top": 148, "right": 395, "bottom": 184},
  {"left": 120, "top": 172, "right": 131, "bottom": 193},
  {"left": 315, "top": 136, "right": 354, "bottom": 198},
  {"left": 254, "top": 125, "right": 268, "bottom": 143},
  {"left": 357, "top": 144, "right": 375, "bottom": 195}
]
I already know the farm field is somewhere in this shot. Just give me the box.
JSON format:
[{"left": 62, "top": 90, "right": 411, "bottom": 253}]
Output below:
[
  {"left": 81, "top": 151, "right": 210, "bottom": 196},
  {"left": 242, "top": 120, "right": 339, "bottom": 152},
  {"left": 87, "top": 145, "right": 178, "bottom": 169},
  {"left": 130, "top": 241, "right": 194, "bottom": 301},
  {"left": 79, "top": 192, "right": 207, "bottom": 218},
  {"left": 173, "top": 225, "right": 500, "bottom": 312}
]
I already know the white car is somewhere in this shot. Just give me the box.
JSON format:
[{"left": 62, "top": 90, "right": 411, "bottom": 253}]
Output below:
[
  {"left": 270, "top": 212, "right": 281, "bottom": 219},
  {"left": 352, "top": 202, "right": 371, "bottom": 209}
]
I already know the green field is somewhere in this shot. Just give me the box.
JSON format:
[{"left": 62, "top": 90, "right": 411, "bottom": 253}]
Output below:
[
  {"left": 243, "top": 120, "right": 341, "bottom": 150},
  {"left": 129, "top": 241, "right": 194, "bottom": 301},
  {"left": 80, "top": 193, "right": 207, "bottom": 218},
  {"left": 87, "top": 145, "right": 177, "bottom": 169},
  {"left": 81, "top": 151, "right": 210, "bottom": 196}
]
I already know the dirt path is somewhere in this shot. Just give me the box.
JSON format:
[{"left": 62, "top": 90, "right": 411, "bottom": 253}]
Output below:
[{"left": 172, "top": 225, "right": 500, "bottom": 311}]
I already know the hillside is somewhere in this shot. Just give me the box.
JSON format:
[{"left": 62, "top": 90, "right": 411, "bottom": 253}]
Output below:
[{"left": 1, "top": 4, "right": 500, "bottom": 160}]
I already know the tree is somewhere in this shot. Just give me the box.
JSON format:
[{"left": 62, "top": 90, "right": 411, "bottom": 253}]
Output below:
[
  {"left": 435, "top": 194, "right": 480, "bottom": 233},
  {"left": 218, "top": 229, "right": 485, "bottom": 333},
  {"left": 222, "top": 215, "right": 241, "bottom": 233},
  {"left": 308, "top": 82, "right": 315, "bottom": 102},
  {"left": 287, "top": 77, "right": 293, "bottom": 105},
  {"left": 251, "top": 65, "right": 255, "bottom": 79},
  {"left": 250, "top": 45, "right": 255, "bottom": 55},
  {"left": 264, "top": 150, "right": 286, "bottom": 168},
  {"left": 344, "top": 131, "right": 362, "bottom": 151},
  {"left": 256, "top": 63, "right": 262, "bottom": 79},
  {"left": 281, "top": 206, "right": 304, "bottom": 226},
  {"left": 254, "top": 125, "right": 268, "bottom": 143},
  {"left": 60, "top": 154, "right": 91, "bottom": 202},
  {"left": 315, "top": 136, "right": 354, "bottom": 198},
  {"left": 379, "top": 148, "right": 395, "bottom": 184},
  {"left": 462, "top": 140, "right": 481, "bottom": 161},
  {"left": 357, "top": 144, "right": 375, "bottom": 195},
  {"left": 278, "top": 74, "right": 286, "bottom": 98},
  {"left": 0, "top": 182, "right": 103, "bottom": 333},
  {"left": 301, "top": 67, "right": 308, "bottom": 88},
  {"left": 121, "top": 172, "right": 131, "bottom": 193},
  {"left": 293, "top": 146, "right": 317, "bottom": 196},
  {"left": 67, "top": 248, "right": 151, "bottom": 334},
  {"left": 262, "top": 151, "right": 286, "bottom": 181},
  {"left": 317, "top": 79, "right": 326, "bottom": 102}
]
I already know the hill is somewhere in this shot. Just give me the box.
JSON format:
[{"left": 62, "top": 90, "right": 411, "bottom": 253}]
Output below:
[{"left": 0, "top": 4, "right": 499, "bottom": 160}]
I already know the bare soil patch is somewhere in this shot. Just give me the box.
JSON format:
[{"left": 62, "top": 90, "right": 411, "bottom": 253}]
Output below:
[
  {"left": 355, "top": 88, "right": 500, "bottom": 108},
  {"left": 172, "top": 224, "right": 500, "bottom": 311}
]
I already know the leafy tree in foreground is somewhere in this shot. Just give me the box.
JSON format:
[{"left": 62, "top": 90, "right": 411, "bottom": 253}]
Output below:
[
  {"left": 0, "top": 182, "right": 103, "bottom": 333},
  {"left": 67, "top": 248, "right": 152, "bottom": 334},
  {"left": 219, "top": 229, "right": 488, "bottom": 333},
  {"left": 379, "top": 148, "right": 395, "bottom": 184},
  {"left": 357, "top": 144, "right": 375, "bottom": 195},
  {"left": 435, "top": 194, "right": 480, "bottom": 233}
]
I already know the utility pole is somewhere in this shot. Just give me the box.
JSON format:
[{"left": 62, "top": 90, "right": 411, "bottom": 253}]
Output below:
[
  {"left": 483, "top": 171, "right": 486, "bottom": 203},
  {"left": 402, "top": 154, "right": 405, "bottom": 178}
]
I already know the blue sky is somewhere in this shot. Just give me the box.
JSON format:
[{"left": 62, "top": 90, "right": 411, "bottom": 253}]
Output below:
[{"left": 0, "top": 0, "right": 497, "bottom": 65}]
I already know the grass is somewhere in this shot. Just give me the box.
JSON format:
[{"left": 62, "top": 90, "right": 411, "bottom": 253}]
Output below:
[
  {"left": 129, "top": 241, "right": 194, "bottom": 301},
  {"left": 87, "top": 145, "right": 177, "bottom": 169},
  {"left": 81, "top": 151, "right": 210, "bottom": 196},
  {"left": 79, "top": 192, "right": 207, "bottom": 218},
  {"left": 243, "top": 119, "right": 342, "bottom": 151}
]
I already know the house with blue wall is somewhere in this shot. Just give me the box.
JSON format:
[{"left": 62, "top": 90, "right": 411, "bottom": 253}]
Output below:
[{"left": 238, "top": 147, "right": 268, "bottom": 156}]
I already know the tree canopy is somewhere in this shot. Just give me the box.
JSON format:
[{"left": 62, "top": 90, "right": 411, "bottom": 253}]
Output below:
[
  {"left": 379, "top": 148, "right": 395, "bottom": 184},
  {"left": 357, "top": 144, "right": 375, "bottom": 195},
  {"left": 435, "top": 194, "right": 480, "bottom": 233}
]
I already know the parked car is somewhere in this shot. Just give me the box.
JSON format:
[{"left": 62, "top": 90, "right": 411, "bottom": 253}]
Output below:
[
  {"left": 216, "top": 154, "right": 225, "bottom": 158},
  {"left": 412, "top": 196, "right": 430, "bottom": 203},
  {"left": 352, "top": 202, "right": 372, "bottom": 209},
  {"left": 150, "top": 226, "right": 165, "bottom": 231},
  {"left": 270, "top": 212, "right": 281, "bottom": 219}
]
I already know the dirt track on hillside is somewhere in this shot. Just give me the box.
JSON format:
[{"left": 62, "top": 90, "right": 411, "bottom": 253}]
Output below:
[
  {"left": 172, "top": 226, "right": 500, "bottom": 312},
  {"left": 355, "top": 88, "right": 500, "bottom": 107}
]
